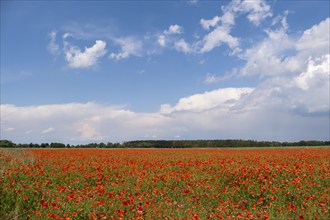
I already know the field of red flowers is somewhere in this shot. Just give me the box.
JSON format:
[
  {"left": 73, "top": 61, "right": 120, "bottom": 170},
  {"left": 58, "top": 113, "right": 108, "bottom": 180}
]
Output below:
[{"left": 0, "top": 148, "right": 329, "bottom": 219}]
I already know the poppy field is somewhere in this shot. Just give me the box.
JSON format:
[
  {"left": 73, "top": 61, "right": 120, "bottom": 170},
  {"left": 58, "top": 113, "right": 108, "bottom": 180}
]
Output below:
[{"left": 0, "top": 148, "right": 329, "bottom": 219}]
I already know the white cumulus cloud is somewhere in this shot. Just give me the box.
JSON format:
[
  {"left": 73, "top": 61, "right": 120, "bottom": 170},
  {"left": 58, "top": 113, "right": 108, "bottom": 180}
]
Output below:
[
  {"left": 198, "top": 0, "right": 272, "bottom": 54},
  {"left": 164, "top": 24, "right": 184, "bottom": 35},
  {"left": 160, "top": 87, "right": 254, "bottom": 114},
  {"left": 294, "top": 55, "right": 330, "bottom": 91},
  {"left": 238, "top": 17, "right": 329, "bottom": 77},
  {"left": 220, "top": 0, "right": 272, "bottom": 27},
  {"left": 296, "top": 18, "right": 330, "bottom": 56},
  {"left": 235, "top": 55, "right": 329, "bottom": 116},
  {"left": 200, "top": 26, "right": 239, "bottom": 53},
  {"left": 200, "top": 16, "right": 221, "bottom": 30},
  {"left": 239, "top": 0, "right": 272, "bottom": 26},
  {"left": 239, "top": 28, "right": 296, "bottom": 76},
  {"left": 65, "top": 40, "right": 107, "bottom": 68},
  {"left": 174, "top": 39, "right": 193, "bottom": 54},
  {"left": 157, "top": 25, "right": 185, "bottom": 49},
  {"left": 110, "top": 37, "right": 142, "bottom": 60},
  {"left": 292, "top": 55, "right": 330, "bottom": 114}
]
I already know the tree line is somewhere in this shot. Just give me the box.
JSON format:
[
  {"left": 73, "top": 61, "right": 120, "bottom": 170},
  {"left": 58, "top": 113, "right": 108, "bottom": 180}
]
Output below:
[{"left": 0, "top": 139, "right": 329, "bottom": 148}]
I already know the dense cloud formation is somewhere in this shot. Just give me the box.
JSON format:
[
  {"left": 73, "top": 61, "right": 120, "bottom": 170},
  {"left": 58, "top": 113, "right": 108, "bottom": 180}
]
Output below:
[{"left": 2, "top": 1, "right": 329, "bottom": 143}]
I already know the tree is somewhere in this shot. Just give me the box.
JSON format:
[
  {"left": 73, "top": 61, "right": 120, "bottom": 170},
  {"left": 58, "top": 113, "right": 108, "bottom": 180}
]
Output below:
[
  {"left": 50, "top": 142, "right": 66, "bottom": 148},
  {"left": 0, "top": 139, "right": 16, "bottom": 148}
]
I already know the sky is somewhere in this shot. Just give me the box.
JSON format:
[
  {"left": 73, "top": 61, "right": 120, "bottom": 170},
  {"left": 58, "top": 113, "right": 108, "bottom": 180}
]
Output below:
[{"left": 1, "top": 0, "right": 329, "bottom": 144}]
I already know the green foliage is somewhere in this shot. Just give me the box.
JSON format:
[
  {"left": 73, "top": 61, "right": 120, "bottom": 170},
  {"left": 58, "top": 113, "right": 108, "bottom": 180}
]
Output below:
[
  {"left": 0, "top": 140, "right": 16, "bottom": 148},
  {"left": 49, "top": 142, "right": 66, "bottom": 148}
]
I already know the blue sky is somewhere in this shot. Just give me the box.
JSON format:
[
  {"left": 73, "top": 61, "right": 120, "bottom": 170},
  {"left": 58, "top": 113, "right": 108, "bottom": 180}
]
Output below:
[{"left": 1, "top": 0, "right": 329, "bottom": 144}]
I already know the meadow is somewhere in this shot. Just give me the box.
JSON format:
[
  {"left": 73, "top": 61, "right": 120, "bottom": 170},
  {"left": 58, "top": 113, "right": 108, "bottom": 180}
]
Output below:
[{"left": 0, "top": 148, "right": 329, "bottom": 219}]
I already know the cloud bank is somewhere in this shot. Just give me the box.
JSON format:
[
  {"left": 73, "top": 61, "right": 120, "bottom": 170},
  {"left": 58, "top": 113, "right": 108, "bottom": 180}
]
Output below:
[
  {"left": 1, "top": 54, "right": 329, "bottom": 144},
  {"left": 9, "top": 2, "right": 330, "bottom": 143}
]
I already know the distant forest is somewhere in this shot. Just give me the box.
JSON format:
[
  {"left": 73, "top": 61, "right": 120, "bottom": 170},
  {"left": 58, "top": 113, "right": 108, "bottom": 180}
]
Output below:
[{"left": 1, "top": 139, "right": 329, "bottom": 148}]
